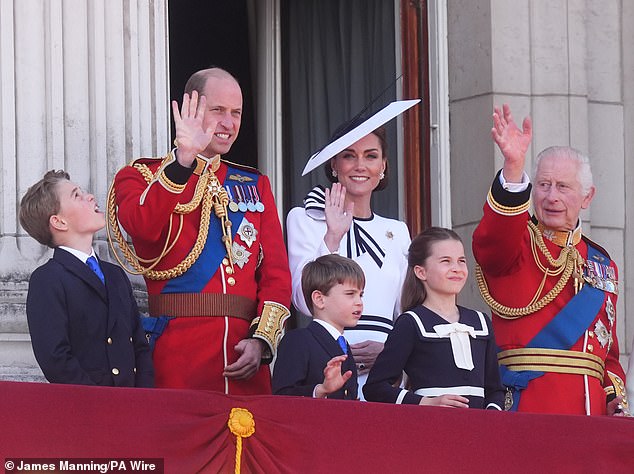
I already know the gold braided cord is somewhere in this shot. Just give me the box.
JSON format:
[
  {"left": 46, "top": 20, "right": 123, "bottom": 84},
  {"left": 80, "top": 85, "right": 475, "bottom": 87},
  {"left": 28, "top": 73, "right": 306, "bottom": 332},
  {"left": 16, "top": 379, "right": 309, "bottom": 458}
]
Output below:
[
  {"left": 106, "top": 180, "right": 178, "bottom": 273},
  {"left": 106, "top": 164, "right": 215, "bottom": 280},
  {"left": 207, "top": 175, "right": 235, "bottom": 269},
  {"left": 134, "top": 162, "right": 209, "bottom": 214},
  {"left": 475, "top": 221, "right": 580, "bottom": 319}
]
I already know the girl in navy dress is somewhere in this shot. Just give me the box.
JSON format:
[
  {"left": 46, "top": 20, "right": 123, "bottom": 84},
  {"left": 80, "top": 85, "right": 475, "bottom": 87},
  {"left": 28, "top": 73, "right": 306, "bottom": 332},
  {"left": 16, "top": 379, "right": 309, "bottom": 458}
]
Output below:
[{"left": 364, "top": 227, "right": 505, "bottom": 409}]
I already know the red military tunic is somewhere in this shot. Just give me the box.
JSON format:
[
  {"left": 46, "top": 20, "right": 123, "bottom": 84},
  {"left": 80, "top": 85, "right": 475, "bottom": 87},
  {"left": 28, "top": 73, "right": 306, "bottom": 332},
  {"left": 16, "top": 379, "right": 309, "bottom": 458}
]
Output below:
[
  {"left": 473, "top": 171, "right": 627, "bottom": 415},
  {"left": 113, "top": 153, "right": 291, "bottom": 394}
]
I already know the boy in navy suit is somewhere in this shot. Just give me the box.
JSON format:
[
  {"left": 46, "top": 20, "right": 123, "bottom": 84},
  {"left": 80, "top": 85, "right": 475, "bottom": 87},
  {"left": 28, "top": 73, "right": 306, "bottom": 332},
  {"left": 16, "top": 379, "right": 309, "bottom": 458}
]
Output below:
[
  {"left": 272, "top": 254, "right": 363, "bottom": 399},
  {"left": 19, "top": 170, "right": 153, "bottom": 387}
]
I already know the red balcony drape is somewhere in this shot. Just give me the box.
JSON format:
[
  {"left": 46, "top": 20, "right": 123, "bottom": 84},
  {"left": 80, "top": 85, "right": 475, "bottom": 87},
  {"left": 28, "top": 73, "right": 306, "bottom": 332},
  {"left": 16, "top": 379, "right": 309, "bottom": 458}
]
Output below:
[{"left": 1, "top": 381, "right": 633, "bottom": 473}]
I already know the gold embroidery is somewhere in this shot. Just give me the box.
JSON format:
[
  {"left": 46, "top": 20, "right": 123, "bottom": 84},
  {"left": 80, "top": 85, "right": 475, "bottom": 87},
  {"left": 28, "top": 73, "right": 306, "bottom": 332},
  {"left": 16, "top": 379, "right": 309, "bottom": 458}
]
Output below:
[{"left": 228, "top": 174, "right": 254, "bottom": 183}]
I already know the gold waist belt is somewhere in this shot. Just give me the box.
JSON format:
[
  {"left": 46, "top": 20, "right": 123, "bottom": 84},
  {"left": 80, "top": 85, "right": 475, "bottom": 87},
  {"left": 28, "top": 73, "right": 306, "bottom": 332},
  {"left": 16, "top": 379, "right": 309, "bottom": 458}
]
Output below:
[
  {"left": 148, "top": 293, "right": 257, "bottom": 322},
  {"left": 498, "top": 348, "right": 605, "bottom": 382}
]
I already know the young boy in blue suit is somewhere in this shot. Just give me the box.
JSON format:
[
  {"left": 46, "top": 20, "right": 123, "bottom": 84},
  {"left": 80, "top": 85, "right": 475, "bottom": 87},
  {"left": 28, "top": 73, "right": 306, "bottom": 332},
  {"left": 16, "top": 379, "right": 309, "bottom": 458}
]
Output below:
[
  {"left": 19, "top": 170, "right": 153, "bottom": 387},
  {"left": 272, "top": 254, "right": 363, "bottom": 399}
]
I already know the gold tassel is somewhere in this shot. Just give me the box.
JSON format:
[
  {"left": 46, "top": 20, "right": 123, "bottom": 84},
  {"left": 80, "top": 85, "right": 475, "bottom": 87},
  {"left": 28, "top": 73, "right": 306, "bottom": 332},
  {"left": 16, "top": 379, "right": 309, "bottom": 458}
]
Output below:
[{"left": 227, "top": 408, "right": 255, "bottom": 474}]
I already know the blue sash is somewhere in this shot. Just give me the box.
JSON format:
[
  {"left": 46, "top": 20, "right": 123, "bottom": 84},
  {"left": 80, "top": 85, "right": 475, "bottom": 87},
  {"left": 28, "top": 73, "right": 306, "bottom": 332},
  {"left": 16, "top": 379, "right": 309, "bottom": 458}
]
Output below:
[
  {"left": 162, "top": 164, "right": 258, "bottom": 294},
  {"left": 501, "top": 244, "right": 608, "bottom": 410}
]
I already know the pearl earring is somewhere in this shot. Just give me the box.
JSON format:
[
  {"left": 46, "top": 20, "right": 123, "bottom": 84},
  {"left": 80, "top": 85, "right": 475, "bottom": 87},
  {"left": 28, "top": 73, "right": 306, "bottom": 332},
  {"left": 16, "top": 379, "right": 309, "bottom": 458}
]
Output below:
[
  {"left": 332, "top": 170, "right": 338, "bottom": 178},
  {"left": 379, "top": 172, "right": 385, "bottom": 180}
]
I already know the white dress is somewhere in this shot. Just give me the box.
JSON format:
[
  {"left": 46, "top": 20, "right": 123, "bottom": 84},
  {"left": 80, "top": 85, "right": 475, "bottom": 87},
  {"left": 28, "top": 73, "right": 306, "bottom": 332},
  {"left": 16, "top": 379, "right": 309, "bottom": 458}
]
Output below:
[{"left": 286, "top": 186, "right": 411, "bottom": 399}]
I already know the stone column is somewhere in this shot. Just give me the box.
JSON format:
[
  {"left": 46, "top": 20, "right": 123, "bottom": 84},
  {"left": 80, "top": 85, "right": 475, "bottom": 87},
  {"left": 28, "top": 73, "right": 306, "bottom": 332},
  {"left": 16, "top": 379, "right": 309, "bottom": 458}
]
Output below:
[{"left": 0, "top": 0, "right": 169, "bottom": 380}]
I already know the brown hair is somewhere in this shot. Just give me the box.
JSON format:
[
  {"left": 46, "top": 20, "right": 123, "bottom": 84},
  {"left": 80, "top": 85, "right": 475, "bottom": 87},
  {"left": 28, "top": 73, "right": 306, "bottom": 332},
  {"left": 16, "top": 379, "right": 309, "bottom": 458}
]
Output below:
[
  {"left": 184, "top": 67, "right": 239, "bottom": 96},
  {"left": 324, "top": 126, "right": 389, "bottom": 192},
  {"left": 400, "top": 227, "right": 463, "bottom": 312},
  {"left": 19, "top": 170, "right": 70, "bottom": 248},
  {"left": 301, "top": 254, "right": 365, "bottom": 315}
]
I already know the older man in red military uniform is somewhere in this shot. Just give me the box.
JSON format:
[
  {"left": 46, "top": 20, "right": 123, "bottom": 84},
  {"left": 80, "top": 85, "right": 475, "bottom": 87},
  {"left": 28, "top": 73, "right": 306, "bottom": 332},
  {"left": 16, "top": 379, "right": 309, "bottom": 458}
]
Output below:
[
  {"left": 110, "top": 68, "right": 291, "bottom": 394},
  {"left": 473, "top": 104, "right": 628, "bottom": 415}
]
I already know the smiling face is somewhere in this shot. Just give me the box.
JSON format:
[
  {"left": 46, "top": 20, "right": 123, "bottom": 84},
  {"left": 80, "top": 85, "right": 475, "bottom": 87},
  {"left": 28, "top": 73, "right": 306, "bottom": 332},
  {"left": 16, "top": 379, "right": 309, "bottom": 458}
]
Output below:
[
  {"left": 414, "top": 239, "right": 468, "bottom": 299},
  {"left": 312, "top": 281, "right": 364, "bottom": 333},
  {"left": 532, "top": 155, "right": 595, "bottom": 232},
  {"left": 51, "top": 180, "right": 105, "bottom": 243},
  {"left": 201, "top": 75, "right": 243, "bottom": 156},
  {"left": 329, "top": 132, "right": 386, "bottom": 200}
]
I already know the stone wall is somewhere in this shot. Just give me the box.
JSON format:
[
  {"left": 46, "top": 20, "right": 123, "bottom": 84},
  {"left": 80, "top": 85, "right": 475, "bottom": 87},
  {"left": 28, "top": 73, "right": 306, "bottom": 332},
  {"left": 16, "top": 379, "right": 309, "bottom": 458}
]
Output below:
[
  {"left": 448, "top": 0, "right": 633, "bottom": 366},
  {"left": 0, "top": 0, "right": 169, "bottom": 380}
]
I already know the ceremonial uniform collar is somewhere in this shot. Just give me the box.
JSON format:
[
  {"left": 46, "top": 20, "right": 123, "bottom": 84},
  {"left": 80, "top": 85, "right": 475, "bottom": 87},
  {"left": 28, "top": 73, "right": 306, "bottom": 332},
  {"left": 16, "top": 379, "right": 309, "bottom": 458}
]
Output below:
[
  {"left": 535, "top": 219, "right": 582, "bottom": 247},
  {"left": 193, "top": 153, "right": 221, "bottom": 175}
]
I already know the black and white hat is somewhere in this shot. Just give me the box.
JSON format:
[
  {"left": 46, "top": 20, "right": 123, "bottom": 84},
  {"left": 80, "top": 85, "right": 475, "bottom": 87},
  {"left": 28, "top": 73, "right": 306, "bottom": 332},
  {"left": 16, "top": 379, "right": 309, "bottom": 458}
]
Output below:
[{"left": 301, "top": 99, "right": 421, "bottom": 176}]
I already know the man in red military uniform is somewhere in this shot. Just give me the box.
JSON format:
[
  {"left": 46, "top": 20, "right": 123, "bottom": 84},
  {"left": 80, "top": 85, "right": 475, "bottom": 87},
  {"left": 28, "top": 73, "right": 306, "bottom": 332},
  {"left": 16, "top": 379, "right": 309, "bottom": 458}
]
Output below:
[
  {"left": 473, "top": 104, "right": 629, "bottom": 415},
  {"left": 110, "top": 68, "right": 291, "bottom": 394}
]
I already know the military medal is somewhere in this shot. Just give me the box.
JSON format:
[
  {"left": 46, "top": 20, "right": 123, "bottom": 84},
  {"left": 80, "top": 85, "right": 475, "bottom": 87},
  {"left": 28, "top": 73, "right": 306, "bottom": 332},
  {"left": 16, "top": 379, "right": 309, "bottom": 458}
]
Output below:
[
  {"left": 246, "top": 186, "right": 257, "bottom": 212},
  {"left": 504, "top": 388, "right": 513, "bottom": 411},
  {"left": 226, "top": 185, "right": 239, "bottom": 213},
  {"left": 584, "top": 258, "right": 618, "bottom": 294},
  {"left": 234, "top": 185, "right": 248, "bottom": 212},
  {"left": 605, "top": 265, "right": 617, "bottom": 293},
  {"left": 606, "top": 296, "right": 615, "bottom": 326},
  {"left": 231, "top": 241, "right": 252, "bottom": 269},
  {"left": 237, "top": 217, "right": 258, "bottom": 248},
  {"left": 593, "top": 320, "right": 611, "bottom": 348},
  {"left": 250, "top": 185, "right": 265, "bottom": 212}
]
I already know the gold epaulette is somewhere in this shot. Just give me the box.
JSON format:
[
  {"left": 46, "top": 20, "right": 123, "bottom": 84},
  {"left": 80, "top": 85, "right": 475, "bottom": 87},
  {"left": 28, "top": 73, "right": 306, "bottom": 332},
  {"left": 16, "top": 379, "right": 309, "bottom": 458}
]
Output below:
[
  {"left": 250, "top": 301, "right": 290, "bottom": 363},
  {"left": 131, "top": 153, "right": 187, "bottom": 196},
  {"left": 128, "top": 156, "right": 165, "bottom": 167},
  {"left": 221, "top": 158, "right": 261, "bottom": 176}
]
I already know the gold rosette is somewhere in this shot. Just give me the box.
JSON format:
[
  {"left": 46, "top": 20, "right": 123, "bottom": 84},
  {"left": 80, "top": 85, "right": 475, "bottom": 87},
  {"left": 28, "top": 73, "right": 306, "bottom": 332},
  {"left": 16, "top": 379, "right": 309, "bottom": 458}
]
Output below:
[{"left": 228, "top": 407, "right": 255, "bottom": 473}]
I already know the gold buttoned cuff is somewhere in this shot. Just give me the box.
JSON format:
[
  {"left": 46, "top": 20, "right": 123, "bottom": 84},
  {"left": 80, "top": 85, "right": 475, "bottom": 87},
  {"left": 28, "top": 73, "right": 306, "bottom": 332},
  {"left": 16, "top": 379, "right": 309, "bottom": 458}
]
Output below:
[
  {"left": 250, "top": 301, "right": 290, "bottom": 363},
  {"left": 606, "top": 371, "right": 630, "bottom": 416}
]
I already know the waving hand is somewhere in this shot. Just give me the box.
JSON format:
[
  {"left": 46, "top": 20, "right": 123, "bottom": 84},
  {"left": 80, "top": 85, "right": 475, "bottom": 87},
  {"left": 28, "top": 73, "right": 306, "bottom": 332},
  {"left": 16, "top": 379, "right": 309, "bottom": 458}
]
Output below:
[
  {"left": 171, "top": 91, "right": 217, "bottom": 167},
  {"left": 491, "top": 104, "right": 532, "bottom": 182}
]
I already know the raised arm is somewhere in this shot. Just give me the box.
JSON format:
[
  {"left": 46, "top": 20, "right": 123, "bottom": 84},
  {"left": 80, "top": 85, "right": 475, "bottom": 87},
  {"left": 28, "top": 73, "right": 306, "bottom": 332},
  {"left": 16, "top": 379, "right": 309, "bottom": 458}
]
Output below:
[
  {"left": 473, "top": 105, "right": 534, "bottom": 276},
  {"left": 314, "top": 355, "right": 353, "bottom": 399},
  {"left": 171, "top": 91, "right": 217, "bottom": 167},
  {"left": 323, "top": 183, "right": 354, "bottom": 252},
  {"left": 113, "top": 91, "right": 219, "bottom": 244},
  {"left": 491, "top": 104, "right": 532, "bottom": 182},
  {"left": 287, "top": 183, "right": 355, "bottom": 314}
]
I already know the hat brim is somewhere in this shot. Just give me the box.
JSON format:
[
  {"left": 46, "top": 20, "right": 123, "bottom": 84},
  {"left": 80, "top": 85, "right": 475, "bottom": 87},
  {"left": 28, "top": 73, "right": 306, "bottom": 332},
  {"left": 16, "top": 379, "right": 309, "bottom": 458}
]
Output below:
[{"left": 301, "top": 99, "right": 421, "bottom": 176}]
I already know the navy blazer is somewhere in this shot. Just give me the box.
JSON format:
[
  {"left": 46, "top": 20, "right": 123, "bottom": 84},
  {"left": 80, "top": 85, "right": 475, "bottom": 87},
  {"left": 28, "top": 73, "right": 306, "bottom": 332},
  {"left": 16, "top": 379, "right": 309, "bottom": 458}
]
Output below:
[
  {"left": 26, "top": 248, "right": 153, "bottom": 387},
  {"left": 272, "top": 321, "right": 357, "bottom": 399}
]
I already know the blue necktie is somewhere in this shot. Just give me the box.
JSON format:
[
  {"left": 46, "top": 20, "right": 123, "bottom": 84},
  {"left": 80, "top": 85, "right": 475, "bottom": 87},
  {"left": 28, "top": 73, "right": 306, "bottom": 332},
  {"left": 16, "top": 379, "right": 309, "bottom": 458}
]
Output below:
[
  {"left": 337, "top": 335, "right": 348, "bottom": 355},
  {"left": 86, "top": 256, "right": 105, "bottom": 284}
]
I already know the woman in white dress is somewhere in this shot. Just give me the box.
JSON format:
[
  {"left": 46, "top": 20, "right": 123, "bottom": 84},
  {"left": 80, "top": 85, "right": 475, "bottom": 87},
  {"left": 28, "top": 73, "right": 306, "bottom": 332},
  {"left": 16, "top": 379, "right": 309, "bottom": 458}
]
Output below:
[{"left": 286, "top": 126, "right": 410, "bottom": 399}]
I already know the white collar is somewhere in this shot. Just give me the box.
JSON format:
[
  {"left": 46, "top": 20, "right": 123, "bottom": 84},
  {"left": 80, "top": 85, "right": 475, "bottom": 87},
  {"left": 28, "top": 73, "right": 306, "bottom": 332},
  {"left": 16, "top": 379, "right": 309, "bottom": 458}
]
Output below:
[
  {"left": 314, "top": 319, "right": 344, "bottom": 341},
  {"left": 59, "top": 246, "right": 96, "bottom": 264}
]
